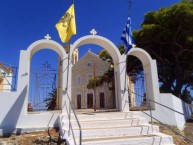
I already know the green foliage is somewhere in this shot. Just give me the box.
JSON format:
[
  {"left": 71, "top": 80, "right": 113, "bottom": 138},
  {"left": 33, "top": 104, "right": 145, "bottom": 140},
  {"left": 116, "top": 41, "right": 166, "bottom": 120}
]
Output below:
[
  {"left": 126, "top": 55, "right": 143, "bottom": 76},
  {"left": 133, "top": 1, "right": 193, "bottom": 98},
  {"left": 87, "top": 67, "right": 114, "bottom": 90},
  {"left": 117, "top": 44, "right": 125, "bottom": 55},
  {"left": 98, "top": 49, "right": 113, "bottom": 64},
  {"left": 87, "top": 49, "right": 118, "bottom": 90},
  {"left": 44, "top": 88, "right": 57, "bottom": 110},
  {"left": 181, "top": 89, "right": 193, "bottom": 104}
]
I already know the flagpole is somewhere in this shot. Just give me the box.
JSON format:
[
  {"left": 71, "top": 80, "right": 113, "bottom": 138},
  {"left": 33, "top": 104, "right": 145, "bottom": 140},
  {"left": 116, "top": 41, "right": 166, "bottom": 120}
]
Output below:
[
  {"left": 128, "top": 0, "right": 132, "bottom": 16},
  {"left": 66, "top": 40, "right": 71, "bottom": 137},
  {"left": 93, "top": 63, "right": 97, "bottom": 111},
  {"left": 124, "top": 55, "right": 127, "bottom": 92},
  {"left": 124, "top": 0, "right": 132, "bottom": 92},
  {"left": 65, "top": 42, "right": 70, "bottom": 91}
]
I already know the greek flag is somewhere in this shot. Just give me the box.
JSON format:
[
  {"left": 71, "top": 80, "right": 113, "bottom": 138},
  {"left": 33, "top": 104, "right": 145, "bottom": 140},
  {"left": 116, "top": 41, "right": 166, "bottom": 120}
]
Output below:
[{"left": 121, "top": 17, "right": 134, "bottom": 54}]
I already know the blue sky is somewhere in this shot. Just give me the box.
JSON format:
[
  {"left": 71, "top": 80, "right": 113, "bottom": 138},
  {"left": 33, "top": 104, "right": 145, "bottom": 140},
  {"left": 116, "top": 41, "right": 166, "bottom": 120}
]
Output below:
[{"left": 0, "top": 0, "right": 181, "bottom": 67}]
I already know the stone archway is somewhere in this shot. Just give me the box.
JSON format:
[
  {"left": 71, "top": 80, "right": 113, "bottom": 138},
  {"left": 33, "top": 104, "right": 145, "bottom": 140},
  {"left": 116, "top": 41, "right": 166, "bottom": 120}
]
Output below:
[
  {"left": 69, "top": 35, "right": 129, "bottom": 112},
  {"left": 17, "top": 39, "right": 68, "bottom": 112},
  {"left": 127, "top": 48, "right": 160, "bottom": 107}
]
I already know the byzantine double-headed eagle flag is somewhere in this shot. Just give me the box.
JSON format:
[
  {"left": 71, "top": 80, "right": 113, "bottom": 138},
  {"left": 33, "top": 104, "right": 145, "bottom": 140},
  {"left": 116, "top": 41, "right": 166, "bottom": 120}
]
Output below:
[{"left": 56, "top": 4, "right": 76, "bottom": 43}]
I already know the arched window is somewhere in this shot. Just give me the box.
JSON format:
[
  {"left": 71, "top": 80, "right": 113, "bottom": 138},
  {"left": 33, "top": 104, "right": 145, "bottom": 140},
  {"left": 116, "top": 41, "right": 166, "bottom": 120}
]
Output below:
[
  {"left": 87, "top": 73, "right": 92, "bottom": 83},
  {"left": 77, "top": 75, "right": 81, "bottom": 85}
]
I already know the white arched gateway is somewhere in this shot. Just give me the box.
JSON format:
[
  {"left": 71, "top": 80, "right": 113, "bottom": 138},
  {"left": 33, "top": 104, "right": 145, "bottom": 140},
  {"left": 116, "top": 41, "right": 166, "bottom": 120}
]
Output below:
[
  {"left": 0, "top": 35, "right": 161, "bottom": 134},
  {"left": 69, "top": 35, "right": 129, "bottom": 112},
  {"left": 25, "top": 39, "right": 68, "bottom": 110},
  {"left": 0, "top": 38, "right": 69, "bottom": 134},
  {"left": 127, "top": 48, "right": 160, "bottom": 108}
]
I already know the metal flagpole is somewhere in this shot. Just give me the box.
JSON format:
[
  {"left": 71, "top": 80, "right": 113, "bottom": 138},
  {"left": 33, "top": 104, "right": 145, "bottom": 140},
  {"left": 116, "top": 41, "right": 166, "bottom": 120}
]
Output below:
[
  {"left": 124, "top": 0, "right": 133, "bottom": 92},
  {"left": 94, "top": 63, "right": 97, "bottom": 111},
  {"left": 65, "top": 42, "right": 71, "bottom": 91},
  {"left": 124, "top": 55, "right": 127, "bottom": 92},
  {"left": 66, "top": 41, "right": 71, "bottom": 137}
]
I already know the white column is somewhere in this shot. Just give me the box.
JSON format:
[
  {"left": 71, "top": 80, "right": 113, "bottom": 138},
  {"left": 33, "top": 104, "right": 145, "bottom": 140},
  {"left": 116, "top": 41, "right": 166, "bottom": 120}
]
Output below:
[{"left": 115, "top": 55, "right": 129, "bottom": 112}]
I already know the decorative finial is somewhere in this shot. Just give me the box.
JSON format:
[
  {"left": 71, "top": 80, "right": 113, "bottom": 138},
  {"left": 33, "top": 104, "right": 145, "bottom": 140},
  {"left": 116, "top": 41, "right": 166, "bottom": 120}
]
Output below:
[
  {"left": 132, "top": 44, "right": 136, "bottom": 48},
  {"left": 90, "top": 29, "right": 97, "bottom": 35},
  {"left": 44, "top": 34, "right": 51, "bottom": 40}
]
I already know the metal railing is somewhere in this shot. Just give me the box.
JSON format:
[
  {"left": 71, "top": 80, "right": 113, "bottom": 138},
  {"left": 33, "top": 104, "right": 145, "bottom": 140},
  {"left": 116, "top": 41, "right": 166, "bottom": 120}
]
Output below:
[
  {"left": 61, "top": 93, "right": 82, "bottom": 145},
  {"left": 127, "top": 89, "right": 193, "bottom": 144}
]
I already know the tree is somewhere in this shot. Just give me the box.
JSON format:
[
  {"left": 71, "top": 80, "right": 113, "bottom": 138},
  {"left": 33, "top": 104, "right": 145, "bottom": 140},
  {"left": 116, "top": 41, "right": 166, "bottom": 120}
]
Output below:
[
  {"left": 87, "top": 49, "right": 115, "bottom": 90},
  {"left": 98, "top": 49, "right": 113, "bottom": 64},
  {"left": 181, "top": 88, "right": 193, "bottom": 104},
  {"left": 44, "top": 88, "right": 57, "bottom": 110},
  {"left": 87, "top": 46, "right": 142, "bottom": 90},
  {"left": 87, "top": 67, "right": 114, "bottom": 90},
  {"left": 133, "top": 0, "right": 193, "bottom": 101}
]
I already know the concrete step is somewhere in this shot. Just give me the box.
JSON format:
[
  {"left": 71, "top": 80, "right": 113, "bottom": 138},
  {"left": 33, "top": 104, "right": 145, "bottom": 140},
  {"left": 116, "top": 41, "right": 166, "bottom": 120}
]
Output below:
[
  {"left": 73, "top": 125, "right": 159, "bottom": 139},
  {"left": 59, "top": 111, "right": 175, "bottom": 145},
  {"left": 64, "top": 117, "right": 148, "bottom": 129},
  {"left": 74, "top": 133, "right": 174, "bottom": 145},
  {"left": 61, "top": 112, "right": 141, "bottom": 122}
]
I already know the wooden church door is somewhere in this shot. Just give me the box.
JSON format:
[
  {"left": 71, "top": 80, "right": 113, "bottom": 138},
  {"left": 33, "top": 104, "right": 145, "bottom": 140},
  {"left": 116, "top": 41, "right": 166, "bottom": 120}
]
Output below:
[
  {"left": 77, "top": 94, "right": 81, "bottom": 109},
  {"left": 100, "top": 92, "right": 105, "bottom": 108},
  {"left": 87, "top": 93, "right": 93, "bottom": 108}
]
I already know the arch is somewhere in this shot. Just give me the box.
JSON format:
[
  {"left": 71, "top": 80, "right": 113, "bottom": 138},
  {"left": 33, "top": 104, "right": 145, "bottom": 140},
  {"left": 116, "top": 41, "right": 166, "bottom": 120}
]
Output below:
[
  {"left": 27, "top": 39, "right": 67, "bottom": 58},
  {"left": 70, "top": 35, "right": 122, "bottom": 64},
  {"left": 69, "top": 35, "right": 129, "bottom": 112},
  {"left": 127, "top": 48, "right": 160, "bottom": 104},
  {"left": 17, "top": 39, "right": 68, "bottom": 113},
  {"left": 127, "top": 48, "right": 152, "bottom": 66}
]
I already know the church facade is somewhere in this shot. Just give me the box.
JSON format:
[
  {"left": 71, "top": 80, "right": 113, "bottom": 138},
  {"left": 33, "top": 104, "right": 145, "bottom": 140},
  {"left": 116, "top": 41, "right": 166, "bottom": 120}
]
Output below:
[{"left": 71, "top": 51, "right": 115, "bottom": 109}]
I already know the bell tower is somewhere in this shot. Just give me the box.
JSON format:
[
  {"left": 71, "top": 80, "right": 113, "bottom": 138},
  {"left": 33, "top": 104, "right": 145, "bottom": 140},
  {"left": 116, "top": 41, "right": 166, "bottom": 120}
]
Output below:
[
  {"left": 63, "top": 44, "right": 79, "bottom": 65},
  {"left": 72, "top": 48, "right": 79, "bottom": 65}
]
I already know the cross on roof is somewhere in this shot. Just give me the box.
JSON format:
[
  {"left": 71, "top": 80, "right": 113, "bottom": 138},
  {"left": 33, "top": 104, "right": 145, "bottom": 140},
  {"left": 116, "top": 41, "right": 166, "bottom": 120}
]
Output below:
[
  {"left": 44, "top": 34, "right": 51, "bottom": 40},
  {"left": 90, "top": 29, "right": 97, "bottom": 35}
]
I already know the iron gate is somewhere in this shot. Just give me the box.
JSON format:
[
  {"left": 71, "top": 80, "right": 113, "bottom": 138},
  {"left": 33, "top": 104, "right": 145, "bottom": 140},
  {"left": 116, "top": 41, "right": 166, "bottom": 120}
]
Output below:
[{"left": 29, "top": 62, "right": 58, "bottom": 111}]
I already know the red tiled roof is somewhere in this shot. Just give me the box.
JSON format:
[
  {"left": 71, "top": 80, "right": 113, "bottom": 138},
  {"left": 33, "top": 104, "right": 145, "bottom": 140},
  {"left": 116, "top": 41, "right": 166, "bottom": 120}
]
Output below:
[{"left": 0, "top": 63, "right": 13, "bottom": 73}]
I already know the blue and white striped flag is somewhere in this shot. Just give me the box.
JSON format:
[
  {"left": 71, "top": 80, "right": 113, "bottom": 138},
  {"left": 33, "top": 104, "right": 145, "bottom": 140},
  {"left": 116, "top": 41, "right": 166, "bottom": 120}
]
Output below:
[{"left": 121, "top": 17, "right": 134, "bottom": 54}]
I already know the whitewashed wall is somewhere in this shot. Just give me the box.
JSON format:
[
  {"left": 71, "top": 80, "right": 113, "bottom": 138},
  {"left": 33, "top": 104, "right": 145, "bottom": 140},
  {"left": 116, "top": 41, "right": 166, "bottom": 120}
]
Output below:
[
  {"left": 0, "top": 91, "right": 60, "bottom": 135},
  {"left": 0, "top": 39, "right": 68, "bottom": 135},
  {"left": 139, "top": 93, "right": 187, "bottom": 130}
]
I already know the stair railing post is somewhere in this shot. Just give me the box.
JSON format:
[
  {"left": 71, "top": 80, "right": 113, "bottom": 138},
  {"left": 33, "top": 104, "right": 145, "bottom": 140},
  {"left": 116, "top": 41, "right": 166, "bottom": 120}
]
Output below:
[
  {"left": 68, "top": 101, "right": 71, "bottom": 137},
  {"left": 148, "top": 99, "right": 153, "bottom": 133}
]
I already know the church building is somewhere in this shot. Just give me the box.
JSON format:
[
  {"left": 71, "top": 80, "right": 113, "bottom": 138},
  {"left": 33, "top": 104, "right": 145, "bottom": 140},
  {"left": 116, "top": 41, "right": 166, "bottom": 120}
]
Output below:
[{"left": 71, "top": 50, "right": 115, "bottom": 109}]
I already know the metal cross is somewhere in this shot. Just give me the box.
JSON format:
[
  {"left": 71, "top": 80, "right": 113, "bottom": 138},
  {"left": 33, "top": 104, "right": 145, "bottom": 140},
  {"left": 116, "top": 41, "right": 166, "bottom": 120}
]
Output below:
[
  {"left": 43, "top": 61, "right": 51, "bottom": 69},
  {"left": 90, "top": 29, "right": 97, "bottom": 35},
  {"left": 44, "top": 34, "right": 51, "bottom": 40}
]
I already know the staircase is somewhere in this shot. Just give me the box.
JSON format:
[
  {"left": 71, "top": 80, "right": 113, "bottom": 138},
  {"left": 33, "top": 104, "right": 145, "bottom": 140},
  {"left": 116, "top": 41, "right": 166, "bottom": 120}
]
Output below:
[{"left": 59, "top": 111, "right": 175, "bottom": 145}]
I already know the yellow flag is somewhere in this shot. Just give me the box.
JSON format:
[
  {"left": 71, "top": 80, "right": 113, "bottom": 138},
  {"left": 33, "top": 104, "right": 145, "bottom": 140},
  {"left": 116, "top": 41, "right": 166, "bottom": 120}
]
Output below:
[{"left": 56, "top": 4, "right": 76, "bottom": 43}]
